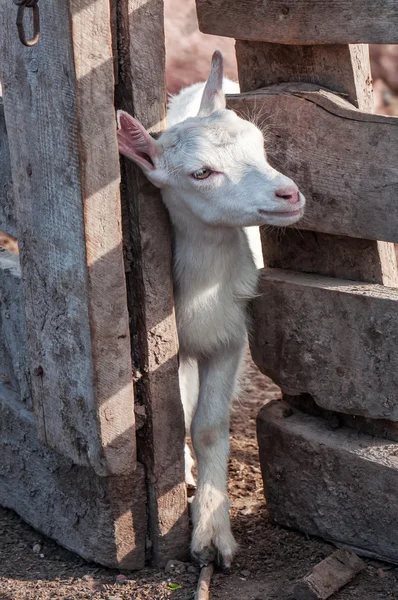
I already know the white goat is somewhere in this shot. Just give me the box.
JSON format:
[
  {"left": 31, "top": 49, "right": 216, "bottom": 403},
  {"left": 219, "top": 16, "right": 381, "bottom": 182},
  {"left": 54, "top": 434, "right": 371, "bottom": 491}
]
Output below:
[{"left": 117, "top": 51, "right": 305, "bottom": 568}]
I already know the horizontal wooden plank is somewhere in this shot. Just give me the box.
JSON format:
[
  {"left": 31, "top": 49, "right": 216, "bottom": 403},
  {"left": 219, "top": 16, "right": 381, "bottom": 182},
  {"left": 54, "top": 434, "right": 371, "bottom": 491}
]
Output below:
[
  {"left": 0, "top": 100, "right": 16, "bottom": 237},
  {"left": 0, "top": 387, "right": 146, "bottom": 569},
  {"left": 0, "top": 249, "right": 31, "bottom": 408},
  {"left": 0, "top": 0, "right": 136, "bottom": 475},
  {"left": 257, "top": 400, "right": 398, "bottom": 564},
  {"left": 250, "top": 269, "right": 398, "bottom": 420},
  {"left": 196, "top": 0, "right": 398, "bottom": 44},
  {"left": 227, "top": 85, "right": 398, "bottom": 243},
  {"left": 261, "top": 229, "right": 398, "bottom": 286},
  {"left": 235, "top": 42, "right": 373, "bottom": 111}
]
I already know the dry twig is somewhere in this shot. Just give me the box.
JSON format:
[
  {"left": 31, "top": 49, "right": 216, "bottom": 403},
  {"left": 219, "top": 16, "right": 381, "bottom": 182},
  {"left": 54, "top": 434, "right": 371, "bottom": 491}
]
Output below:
[{"left": 194, "top": 563, "right": 215, "bottom": 600}]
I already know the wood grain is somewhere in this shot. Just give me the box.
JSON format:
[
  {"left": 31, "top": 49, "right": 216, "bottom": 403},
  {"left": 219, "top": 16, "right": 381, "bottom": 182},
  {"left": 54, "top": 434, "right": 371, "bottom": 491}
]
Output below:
[
  {"left": 115, "top": 0, "right": 190, "bottom": 565},
  {"left": 293, "top": 548, "right": 365, "bottom": 600},
  {"left": 0, "top": 0, "right": 136, "bottom": 475},
  {"left": 260, "top": 229, "right": 398, "bottom": 286},
  {"left": 0, "top": 249, "right": 31, "bottom": 408},
  {"left": 196, "top": 0, "right": 398, "bottom": 44},
  {"left": 0, "top": 386, "right": 146, "bottom": 569},
  {"left": 257, "top": 400, "right": 398, "bottom": 564},
  {"left": 0, "top": 100, "right": 16, "bottom": 236},
  {"left": 251, "top": 269, "right": 398, "bottom": 420},
  {"left": 235, "top": 42, "right": 373, "bottom": 110},
  {"left": 228, "top": 86, "right": 398, "bottom": 245}
]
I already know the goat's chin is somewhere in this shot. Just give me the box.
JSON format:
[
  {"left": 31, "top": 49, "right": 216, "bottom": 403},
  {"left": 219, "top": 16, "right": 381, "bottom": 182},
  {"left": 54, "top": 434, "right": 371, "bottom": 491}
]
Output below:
[{"left": 257, "top": 207, "right": 305, "bottom": 227}]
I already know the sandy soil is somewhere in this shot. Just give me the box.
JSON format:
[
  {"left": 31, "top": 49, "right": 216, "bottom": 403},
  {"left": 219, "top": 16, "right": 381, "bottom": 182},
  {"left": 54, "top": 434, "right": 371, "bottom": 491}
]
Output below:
[{"left": 1, "top": 354, "right": 398, "bottom": 600}]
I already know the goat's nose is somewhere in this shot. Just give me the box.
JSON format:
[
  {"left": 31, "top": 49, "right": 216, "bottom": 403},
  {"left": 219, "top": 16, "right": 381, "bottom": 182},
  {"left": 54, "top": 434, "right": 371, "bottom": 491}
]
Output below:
[{"left": 275, "top": 187, "right": 300, "bottom": 205}]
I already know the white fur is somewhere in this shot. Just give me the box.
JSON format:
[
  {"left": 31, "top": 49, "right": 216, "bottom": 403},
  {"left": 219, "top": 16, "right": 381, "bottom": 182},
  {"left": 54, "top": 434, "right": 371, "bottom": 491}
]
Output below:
[{"left": 116, "top": 51, "right": 305, "bottom": 567}]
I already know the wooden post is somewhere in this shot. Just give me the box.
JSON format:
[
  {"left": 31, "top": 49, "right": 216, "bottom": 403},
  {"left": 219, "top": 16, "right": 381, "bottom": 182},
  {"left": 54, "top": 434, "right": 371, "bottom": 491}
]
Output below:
[
  {"left": 115, "top": 0, "right": 190, "bottom": 566},
  {"left": 0, "top": 0, "right": 148, "bottom": 568},
  {"left": 0, "top": 0, "right": 136, "bottom": 476}
]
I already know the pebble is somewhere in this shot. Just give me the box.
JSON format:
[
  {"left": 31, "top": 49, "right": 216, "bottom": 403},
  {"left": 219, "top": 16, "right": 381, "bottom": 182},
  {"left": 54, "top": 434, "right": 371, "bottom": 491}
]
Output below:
[
  {"left": 187, "top": 564, "right": 199, "bottom": 574},
  {"left": 32, "top": 543, "right": 41, "bottom": 554},
  {"left": 241, "top": 569, "right": 251, "bottom": 578},
  {"left": 115, "top": 573, "right": 128, "bottom": 584},
  {"left": 165, "top": 559, "right": 187, "bottom": 574}
]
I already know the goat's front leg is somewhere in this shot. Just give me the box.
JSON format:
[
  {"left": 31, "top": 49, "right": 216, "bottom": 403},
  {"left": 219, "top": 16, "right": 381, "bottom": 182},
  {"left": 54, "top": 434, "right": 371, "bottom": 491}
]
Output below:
[{"left": 190, "top": 345, "right": 243, "bottom": 568}]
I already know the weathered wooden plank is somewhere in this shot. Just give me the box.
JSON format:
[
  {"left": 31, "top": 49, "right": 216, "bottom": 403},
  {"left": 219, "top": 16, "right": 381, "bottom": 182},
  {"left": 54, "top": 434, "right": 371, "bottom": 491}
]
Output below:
[
  {"left": 196, "top": 0, "right": 398, "bottom": 44},
  {"left": 260, "top": 229, "right": 398, "bottom": 286},
  {"left": 0, "top": 100, "right": 16, "bottom": 237},
  {"left": 287, "top": 393, "right": 398, "bottom": 444},
  {"left": 0, "top": 249, "right": 31, "bottom": 408},
  {"left": 0, "top": 0, "right": 135, "bottom": 475},
  {"left": 0, "top": 387, "right": 146, "bottom": 569},
  {"left": 115, "top": 0, "right": 189, "bottom": 565},
  {"left": 257, "top": 400, "right": 398, "bottom": 564},
  {"left": 293, "top": 548, "right": 365, "bottom": 600},
  {"left": 251, "top": 269, "right": 398, "bottom": 420},
  {"left": 236, "top": 42, "right": 373, "bottom": 110},
  {"left": 228, "top": 85, "right": 398, "bottom": 245}
]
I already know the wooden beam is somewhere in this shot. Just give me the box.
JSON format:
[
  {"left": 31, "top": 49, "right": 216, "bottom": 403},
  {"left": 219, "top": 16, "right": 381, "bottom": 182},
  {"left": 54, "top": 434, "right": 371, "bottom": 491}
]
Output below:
[
  {"left": 228, "top": 85, "right": 398, "bottom": 245},
  {"left": 0, "top": 387, "right": 146, "bottom": 569},
  {"left": 251, "top": 269, "right": 398, "bottom": 421},
  {"left": 258, "top": 229, "right": 398, "bottom": 286},
  {"left": 0, "top": 0, "right": 136, "bottom": 475},
  {"left": 0, "top": 249, "right": 31, "bottom": 408},
  {"left": 257, "top": 400, "right": 398, "bottom": 564},
  {"left": 0, "top": 100, "right": 16, "bottom": 237},
  {"left": 115, "top": 0, "right": 190, "bottom": 565},
  {"left": 235, "top": 42, "right": 373, "bottom": 110},
  {"left": 196, "top": 0, "right": 398, "bottom": 44}
]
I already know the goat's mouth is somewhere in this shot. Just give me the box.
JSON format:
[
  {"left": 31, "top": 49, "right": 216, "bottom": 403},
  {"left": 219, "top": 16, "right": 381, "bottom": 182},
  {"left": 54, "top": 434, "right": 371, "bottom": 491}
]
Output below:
[{"left": 258, "top": 207, "right": 303, "bottom": 218}]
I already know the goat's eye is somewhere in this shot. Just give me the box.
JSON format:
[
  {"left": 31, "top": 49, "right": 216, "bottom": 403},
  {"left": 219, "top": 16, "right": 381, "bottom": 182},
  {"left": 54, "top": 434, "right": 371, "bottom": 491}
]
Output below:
[{"left": 192, "top": 168, "right": 212, "bottom": 180}]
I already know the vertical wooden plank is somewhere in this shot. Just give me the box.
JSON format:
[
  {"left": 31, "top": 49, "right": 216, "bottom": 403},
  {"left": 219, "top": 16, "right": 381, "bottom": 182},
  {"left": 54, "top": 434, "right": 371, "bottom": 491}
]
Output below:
[
  {"left": 0, "top": 0, "right": 136, "bottom": 475},
  {"left": 235, "top": 40, "right": 398, "bottom": 285},
  {"left": 115, "top": 0, "right": 190, "bottom": 565},
  {"left": 0, "top": 392, "right": 146, "bottom": 569}
]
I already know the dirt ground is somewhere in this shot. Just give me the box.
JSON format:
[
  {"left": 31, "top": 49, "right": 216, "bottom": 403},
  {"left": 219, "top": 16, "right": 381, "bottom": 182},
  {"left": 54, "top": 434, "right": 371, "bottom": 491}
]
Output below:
[{"left": 1, "top": 353, "right": 398, "bottom": 600}]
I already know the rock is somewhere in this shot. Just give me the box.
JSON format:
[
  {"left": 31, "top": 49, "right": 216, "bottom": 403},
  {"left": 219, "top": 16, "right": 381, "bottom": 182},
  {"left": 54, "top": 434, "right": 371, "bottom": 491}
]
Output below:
[
  {"left": 32, "top": 543, "right": 41, "bottom": 554},
  {"left": 241, "top": 569, "right": 251, "bottom": 578},
  {"left": 165, "top": 559, "right": 187, "bottom": 574},
  {"left": 115, "top": 574, "right": 127, "bottom": 584},
  {"left": 187, "top": 564, "right": 199, "bottom": 574}
]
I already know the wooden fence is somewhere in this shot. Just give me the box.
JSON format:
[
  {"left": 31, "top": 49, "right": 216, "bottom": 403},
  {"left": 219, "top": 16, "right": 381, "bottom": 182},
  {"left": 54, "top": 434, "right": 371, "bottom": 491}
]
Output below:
[
  {"left": 0, "top": 0, "right": 189, "bottom": 569},
  {"left": 2, "top": 0, "right": 398, "bottom": 570},
  {"left": 197, "top": 0, "right": 398, "bottom": 562}
]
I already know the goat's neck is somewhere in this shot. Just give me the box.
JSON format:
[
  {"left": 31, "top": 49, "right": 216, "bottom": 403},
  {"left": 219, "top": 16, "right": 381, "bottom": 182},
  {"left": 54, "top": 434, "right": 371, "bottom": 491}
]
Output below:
[{"left": 163, "top": 191, "right": 256, "bottom": 297}]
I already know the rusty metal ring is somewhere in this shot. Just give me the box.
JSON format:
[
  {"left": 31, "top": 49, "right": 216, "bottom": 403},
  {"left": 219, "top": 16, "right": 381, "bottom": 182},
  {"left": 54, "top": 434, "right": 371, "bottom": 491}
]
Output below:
[{"left": 16, "top": 2, "right": 40, "bottom": 46}]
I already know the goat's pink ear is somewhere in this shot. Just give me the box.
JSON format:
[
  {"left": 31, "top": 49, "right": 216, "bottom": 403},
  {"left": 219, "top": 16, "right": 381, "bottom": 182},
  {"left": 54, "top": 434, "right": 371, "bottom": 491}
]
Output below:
[
  {"left": 116, "top": 110, "right": 161, "bottom": 171},
  {"left": 198, "top": 50, "right": 226, "bottom": 117}
]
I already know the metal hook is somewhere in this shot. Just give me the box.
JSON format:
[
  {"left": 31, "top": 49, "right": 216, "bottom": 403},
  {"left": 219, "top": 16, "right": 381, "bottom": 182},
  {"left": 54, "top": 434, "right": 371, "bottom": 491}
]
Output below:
[{"left": 13, "top": 0, "right": 40, "bottom": 47}]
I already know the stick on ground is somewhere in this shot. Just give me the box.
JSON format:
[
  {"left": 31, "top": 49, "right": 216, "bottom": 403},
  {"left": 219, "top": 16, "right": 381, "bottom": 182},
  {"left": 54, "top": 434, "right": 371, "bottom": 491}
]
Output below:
[
  {"left": 293, "top": 547, "right": 365, "bottom": 600},
  {"left": 194, "top": 563, "right": 215, "bottom": 600}
]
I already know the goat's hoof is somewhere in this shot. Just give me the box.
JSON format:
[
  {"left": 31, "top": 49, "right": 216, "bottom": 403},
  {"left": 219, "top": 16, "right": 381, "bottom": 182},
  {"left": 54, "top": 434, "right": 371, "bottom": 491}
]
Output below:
[
  {"left": 191, "top": 536, "right": 237, "bottom": 570},
  {"left": 192, "top": 544, "right": 217, "bottom": 567}
]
